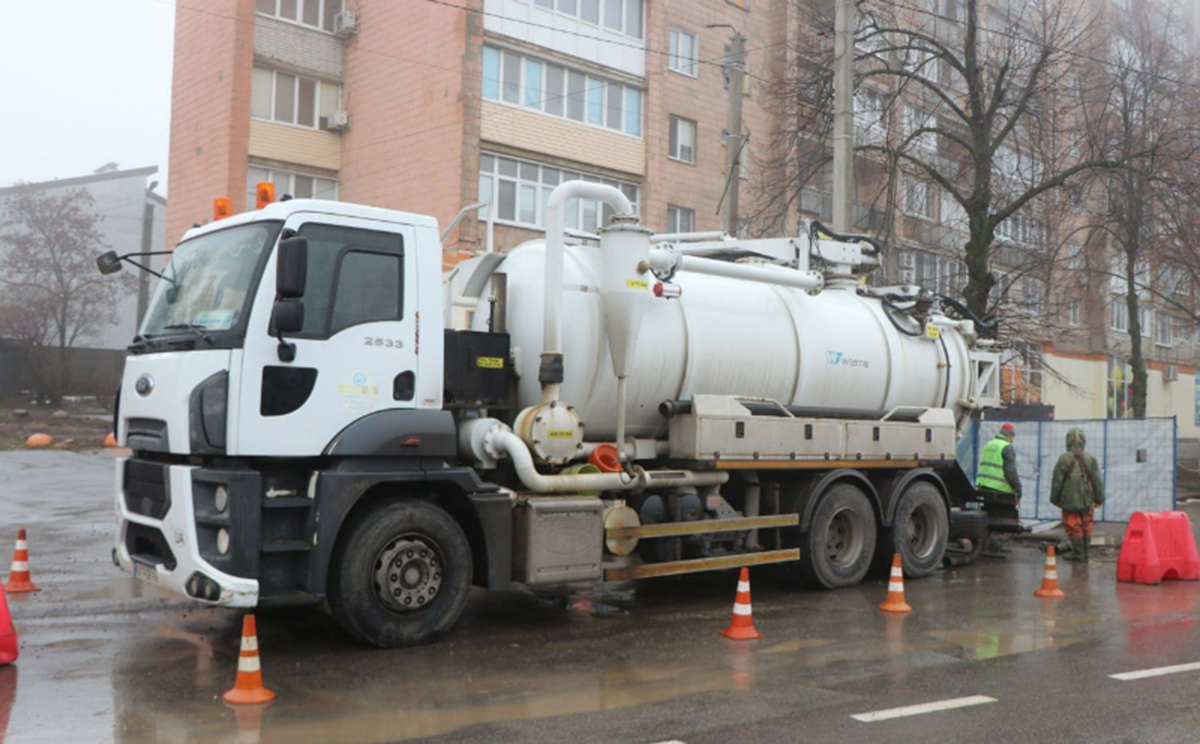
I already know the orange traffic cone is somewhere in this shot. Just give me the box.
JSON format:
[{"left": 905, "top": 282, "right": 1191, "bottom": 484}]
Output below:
[
  {"left": 103, "top": 432, "right": 118, "bottom": 448},
  {"left": 4, "top": 531, "right": 38, "bottom": 594},
  {"left": 223, "top": 615, "right": 275, "bottom": 705},
  {"left": 0, "top": 585, "right": 17, "bottom": 665},
  {"left": 719, "top": 567, "right": 762, "bottom": 640},
  {"left": 879, "top": 553, "right": 912, "bottom": 614},
  {"left": 1034, "top": 546, "right": 1066, "bottom": 599}
]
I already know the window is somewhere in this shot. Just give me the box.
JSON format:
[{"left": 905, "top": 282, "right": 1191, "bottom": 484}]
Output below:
[
  {"left": 478, "top": 152, "right": 640, "bottom": 231},
  {"left": 854, "top": 88, "right": 887, "bottom": 146},
  {"left": 1112, "top": 298, "right": 1129, "bottom": 332},
  {"left": 482, "top": 46, "right": 643, "bottom": 136},
  {"left": 669, "top": 29, "right": 698, "bottom": 76},
  {"left": 669, "top": 116, "right": 697, "bottom": 163},
  {"left": 1001, "top": 342, "right": 1043, "bottom": 405},
  {"left": 902, "top": 177, "right": 933, "bottom": 219},
  {"left": 1155, "top": 312, "right": 1176, "bottom": 347},
  {"left": 1107, "top": 357, "right": 1132, "bottom": 419},
  {"left": 331, "top": 252, "right": 403, "bottom": 334},
  {"left": 293, "top": 224, "right": 403, "bottom": 338},
  {"left": 246, "top": 165, "right": 338, "bottom": 208},
  {"left": 666, "top": 205, "right": 695, "bottom": 233},
  {"left": 902, "top": 105, "right": 937, "bottom": 152},
  {"left": 535, "top": 0, "right": 643, "bottom": 39},
  {"left": 1011, "top": 276, "right": 1046, "bottom": 316},
  {"left": 257, "top": 0, "right": 343, "bottom": 32},
  {"left": 1068, "top": 298, "right": 1081, "bottom": 326},
  {"left": 251, "top": 67, "right": 341, "bottom": 131},
  {"left": 897, "top": 251, "right": 916, "bottom": 284}
]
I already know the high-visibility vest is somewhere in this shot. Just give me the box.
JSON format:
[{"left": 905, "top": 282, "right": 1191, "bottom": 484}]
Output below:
[{"left": 977, "top": 436, "right": 1015, "bottom": 494}]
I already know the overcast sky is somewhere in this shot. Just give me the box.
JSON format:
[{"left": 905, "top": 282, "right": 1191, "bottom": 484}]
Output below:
[{"left": 1, "top": 0, "right": 175, "bottom": 192}]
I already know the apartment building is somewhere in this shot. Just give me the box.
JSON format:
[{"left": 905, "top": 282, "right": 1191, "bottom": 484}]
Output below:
[{"left": 165, "top": 0, "right": 795, "bottom": 255}]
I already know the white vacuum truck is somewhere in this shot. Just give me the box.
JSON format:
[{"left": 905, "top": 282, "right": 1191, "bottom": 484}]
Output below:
[{"left": 99, "top": 182, "right": 1000, "bottom": 647}]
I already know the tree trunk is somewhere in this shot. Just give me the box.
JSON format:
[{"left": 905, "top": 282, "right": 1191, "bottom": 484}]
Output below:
[{"left": 1125, "top": 251, "right": 1147, "bottom": 418}]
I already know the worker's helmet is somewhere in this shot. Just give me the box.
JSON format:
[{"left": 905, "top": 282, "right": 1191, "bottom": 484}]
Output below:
[{"left": 1000, "top": 422, "right": 1016, "bottom": 437}]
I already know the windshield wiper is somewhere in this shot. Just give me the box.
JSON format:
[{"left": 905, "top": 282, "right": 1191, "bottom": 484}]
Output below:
[{"left": 162, "top": 323, "right": 215, "bottom": 345}]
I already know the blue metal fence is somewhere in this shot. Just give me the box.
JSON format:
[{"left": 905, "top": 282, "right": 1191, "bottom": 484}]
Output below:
[{"left": 960, "top": 417, "right": 1177, "bottom": 523}]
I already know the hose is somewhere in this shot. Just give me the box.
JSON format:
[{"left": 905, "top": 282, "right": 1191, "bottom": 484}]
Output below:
[
  {"left": 938, "top": 295, "right": 999, "bottom": 338},
  {"left": 809, "top": 219, "right": 886, "bottom": 259},
  {"left": 881, "top": 297, "right": 924, "bottom": 337}
]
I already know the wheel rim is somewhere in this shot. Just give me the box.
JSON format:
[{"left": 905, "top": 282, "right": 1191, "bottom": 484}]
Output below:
[
  {"left": 907, "top": 503, "right": 940, "bottom": 559},
  {"left": 373, "top": 534, "right": 444, "bottom": 614},
  {"left": 826, "top": 507, "right": 864, "bottom": 567}
]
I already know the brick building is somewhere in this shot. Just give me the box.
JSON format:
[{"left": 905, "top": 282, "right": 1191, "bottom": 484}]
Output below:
[{"left": 165, "top": 0, "right": 796, "bottom": 252}]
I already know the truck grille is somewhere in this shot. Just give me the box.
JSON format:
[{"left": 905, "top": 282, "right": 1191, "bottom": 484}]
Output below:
[{"left": 124, "top": 460, "right": 170, "bottom": 519}]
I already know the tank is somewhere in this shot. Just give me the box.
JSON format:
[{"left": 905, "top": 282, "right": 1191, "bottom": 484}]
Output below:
[{"left": 472, "top": 240, "right": 973, "bottom": 440}]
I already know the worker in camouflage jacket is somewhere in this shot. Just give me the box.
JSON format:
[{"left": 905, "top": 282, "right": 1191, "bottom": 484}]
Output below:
[{"left": 1049, "top": 427, "right": 1105, "bottom": 561}]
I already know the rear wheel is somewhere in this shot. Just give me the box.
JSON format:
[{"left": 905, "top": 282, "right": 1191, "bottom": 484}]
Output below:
[
  {"left": 787, "top": 483, "right": 877, "bottom": 589},
  {"left": 874, "top": 481, "right": 948, "bottom": 578},
  {"left": 328, "top": 499, "right": 472, "bottom": 648}
]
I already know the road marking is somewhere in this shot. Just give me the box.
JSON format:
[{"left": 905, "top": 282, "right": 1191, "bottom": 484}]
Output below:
[
  {"left": 1109, "top": 662, "right": 1200, "bottom": 681},
  {"left": 851, "top": 695, "right": 998, "bottom": 722}
]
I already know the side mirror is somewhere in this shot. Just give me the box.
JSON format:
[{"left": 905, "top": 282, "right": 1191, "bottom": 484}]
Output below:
[
  {"left": 96, "top": 251, "right": 123, "bottom": 275},
  {"left": 276, "top": 236, "right": 308, "bottom": 299},
  {"left": 270, "top": 299, "right": 305, "bottom": 335}
]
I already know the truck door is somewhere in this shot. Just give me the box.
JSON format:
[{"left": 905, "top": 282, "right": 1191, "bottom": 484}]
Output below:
[{"left": 235, "top": 213, "right": 418, "bottom": 457}]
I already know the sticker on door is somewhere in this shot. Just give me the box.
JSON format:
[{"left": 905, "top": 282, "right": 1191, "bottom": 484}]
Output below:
[{"left": 338, "top": 372, "right": 380, "bottom": 414}]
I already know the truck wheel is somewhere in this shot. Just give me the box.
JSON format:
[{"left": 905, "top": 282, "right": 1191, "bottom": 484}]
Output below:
[
  {"left": 874, "top": 481, "right": 948, "bottom": 578},
  {"left": 943, "top": 510, "right": 988, "bottom": 567},
  {"left": 328, "top": 499, "right": 472, "bottom": 648},
  {"left": 789, "top": 483, "right": 877, "bottom": 589}
]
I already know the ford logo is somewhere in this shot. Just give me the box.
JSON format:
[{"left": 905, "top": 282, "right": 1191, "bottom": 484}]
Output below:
[{"left": 135, "top": 375, "right": 154, "bottom": 396}]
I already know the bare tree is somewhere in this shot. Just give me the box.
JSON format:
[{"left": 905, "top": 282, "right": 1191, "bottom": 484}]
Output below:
[
  {"left": 0, "top": 188, "right": 132, "bottom": 405},
  {"left": 755, "top": 0, "right": 1139, "bottom": 322}
]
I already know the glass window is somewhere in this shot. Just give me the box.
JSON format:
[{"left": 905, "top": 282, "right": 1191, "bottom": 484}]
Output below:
[
  {"left": 667, "top": 205, "right": 695, "bottom": 233},
  {"left": 274, "top": 73, "right": 296, "bottom": 123},
  {"left": 323, "top": 0, "right": 342, "bottom": 31},
  {"left": 558, "top": 0, "right": 577, "bottom": 13},
  {"left": 280, "top": 0, "right": 298, "bottom": 20},
  {"left": 313, "top": 177, "right": 337, "bottom": 200},
  {"left": 318, "top": 81, "right": 340, "bottom": 129},
  {"left": 296, "top": 224, "right": 403, "bottom": 337},
  {"left": 669, "top": 116, "right": 696, "bottom": 163},
  {"left": 302, "top": 0, "right": 319, "bottom": 26},
  {"left": 604, "top": 0, "right": 622, "bottom": 31},
  {"left": 586, "top": 78, "right": 604, "bottom": 125},
  {"left": 536, "top": 0, "right": 553, "bottom": 7},
  {"left": 606, "top": 84, "right": 623, "bottom": 130},
  {"left": 524, "top": 60, "right": 543, "bottom": 108},
  {"left": 625, "top": 0, "right": 642, "bottom": 39},
  {"left": 625, "top": 88, "right": 642, "bottom": 136},
  {"left": 478, "top": 174, "right": 493, "bottom": 220},
  {"left": 478, "top": 152, "right": 640, "bottom": 230},
  {"left": 498, "top": 157, "right": 518, "bottom": 178},
  {"left": 251, "top": 68, "right": 273, "bottom": 119},
  {"left": 498, "top": 180, "right": 517, "bottom": 221},
  {"left": 502, "top": 52, "right": 521, "bottom": 104},
  {"left": 670, "top": 29, "right": 698, "bottom": 76},
  {"left": 482, "top": 46, "right": 501, "bottom": 100},
  {"left": 297, "top": 78, "right": 316, "bottom": 128},
  {"left": 567, "top": 71, "right": 586, "bottom": 121},
  {"left": 546, "top": 65, "right": 565, "bottom": 116},
  {"left": 257, "top": 0, "right": 275, "bottom": 14},
  {"left": 520, "top": 184, "right": 538, "bottom": 224},
  {"left": 292, "top": 175, "right": 314, "bottom": 199},
  {"left": 331, "top": 252, "right": 402, "bottom": 334},
  {"left": 581, "top": 0, "right": 600, "bottom": 24}
]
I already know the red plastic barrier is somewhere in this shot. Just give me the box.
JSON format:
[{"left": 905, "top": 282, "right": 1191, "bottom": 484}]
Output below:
[
  {"left": 1117, "top": 511, "right": 1200, "bottom": 585},
  {"left": 0, "top": 586, "right": 15, "bottom": 665}
]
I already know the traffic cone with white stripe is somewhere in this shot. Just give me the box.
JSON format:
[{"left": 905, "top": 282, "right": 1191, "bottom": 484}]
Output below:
[
  {"left": 1034, "top": 546, "right": 1066, "bottom": 599},
  {"left": 720, "top": 567, "right": 762, "bottom": 640},
  {"left": 4, "top": 530, "right": 38, "bottom": 594},
  {"left": 878, "top": 554, "right": 912, "bottom": 614},
  {"left": 223, "top": 615, "right": 275, "bottom": 705}
]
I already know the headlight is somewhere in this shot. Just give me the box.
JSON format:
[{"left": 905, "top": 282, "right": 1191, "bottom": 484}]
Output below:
[
  {"left": 214, "top": 486, "right": 229, "bottom": 513},
  {"left": 189, "top": 371, "right": 228, "bottom": 454},
  {"left": 217, "top": 528, "right": 231, "bottom": 556}
]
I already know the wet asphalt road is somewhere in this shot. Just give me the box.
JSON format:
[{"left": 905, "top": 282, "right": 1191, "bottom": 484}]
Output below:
[{"left": 2, "top": 451, "right": 1200, "bottom": 744}]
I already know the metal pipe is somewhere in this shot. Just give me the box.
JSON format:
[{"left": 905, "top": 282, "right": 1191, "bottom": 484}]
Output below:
[
  {"left": 678, "top": 255, "right": 822, "bottom": 291},
  {"left": 743, "top": 473, "right": 762, "bottom": 550},
  {"left": 659, "top": 399, "right": 925, "bottom": 422},
  {"left": 652, "top": 230, "right": 728, "bottom": 243},
  {"left": 491, "top": 431, "right": 727, "bottom": 494},
  {"left": 616, "top": 376, "right": 629, "bottom": 459},
  {"left": 542, "top": 182, "right": 635, "bottom": 404}
]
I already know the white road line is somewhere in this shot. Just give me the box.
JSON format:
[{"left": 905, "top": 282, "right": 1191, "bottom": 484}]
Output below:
[
  {"left": 851, "top": 695, "right": 998, "bottom": 723},
  {"left": 1109, "top": 662, "right": 1200, "bottom": 681}
]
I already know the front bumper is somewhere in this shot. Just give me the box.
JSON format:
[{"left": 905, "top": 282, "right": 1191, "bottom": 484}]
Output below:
[{"left": 114, "top": 457, "right": 260, "bottom": 607}]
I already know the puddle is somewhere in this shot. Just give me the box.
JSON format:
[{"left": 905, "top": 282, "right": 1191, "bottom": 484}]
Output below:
[{"left": 927, "top": 629, "right": 1081, "bottom": 660}]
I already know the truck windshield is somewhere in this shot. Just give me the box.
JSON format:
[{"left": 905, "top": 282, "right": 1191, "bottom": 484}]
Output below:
[{"left": 140, "top": 223, "right": 278, "bottom": 338}]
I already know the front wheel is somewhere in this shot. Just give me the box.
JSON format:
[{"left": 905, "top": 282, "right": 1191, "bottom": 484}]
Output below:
[{"left": 328, "top": 499, "right": 472, "bottom": 648}]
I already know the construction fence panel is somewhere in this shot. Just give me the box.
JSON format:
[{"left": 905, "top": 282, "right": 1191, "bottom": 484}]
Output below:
[{"left": 967, "top": 417, "right": 1175, "bottom": 523}]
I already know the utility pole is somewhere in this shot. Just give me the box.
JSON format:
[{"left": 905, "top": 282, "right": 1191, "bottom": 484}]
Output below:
[
  {"left": 832, "top": 0, "right": 856, "bottom": 233},
  {"left": 722, "top": 31, "right": 746, "bottom": 236}
]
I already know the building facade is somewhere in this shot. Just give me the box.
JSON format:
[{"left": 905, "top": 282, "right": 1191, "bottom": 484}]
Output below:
[{"left": 165, "top": 0, "right": 795, "bottom": 253}]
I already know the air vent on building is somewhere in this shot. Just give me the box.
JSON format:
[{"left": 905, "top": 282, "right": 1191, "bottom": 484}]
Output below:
[
  {"left": 326, "top": 110, "right": 352, "bottom": 132},
  {"left": 333, "top": 10, "right": 360, "bottom": 37},
  {"left": 1164, "top": 364, "right": 1179, "bottom": 382}
]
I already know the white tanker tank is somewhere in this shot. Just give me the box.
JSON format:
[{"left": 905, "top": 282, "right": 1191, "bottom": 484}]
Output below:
[{"left": 471, "top": 238, "right": 975, "bottom": 441}]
